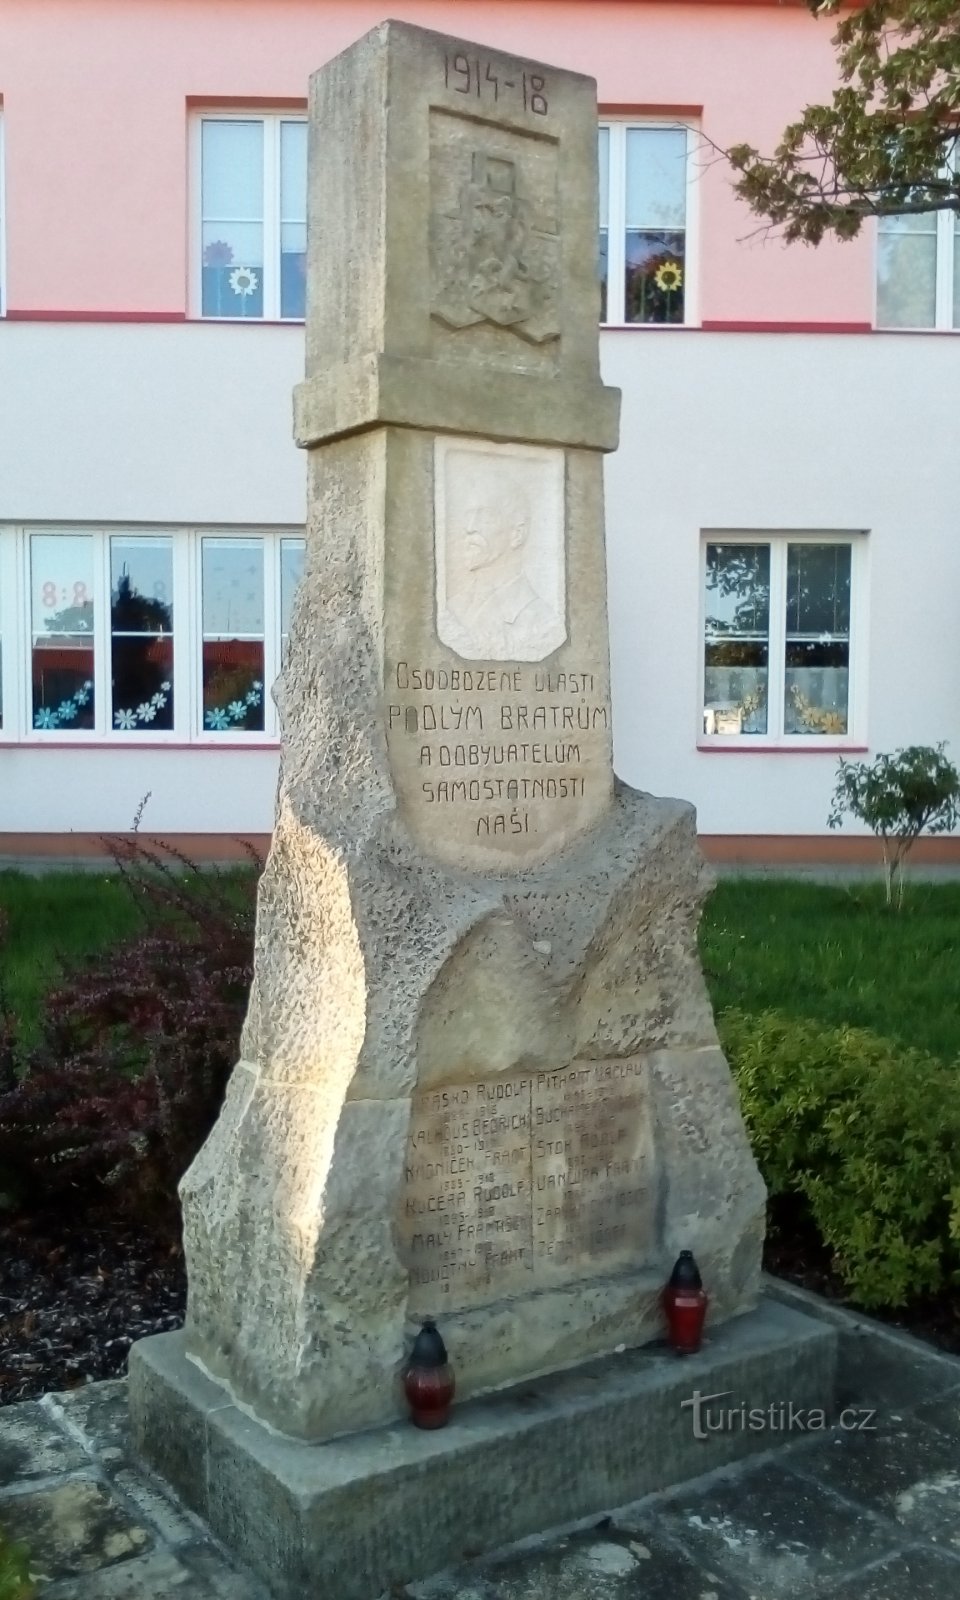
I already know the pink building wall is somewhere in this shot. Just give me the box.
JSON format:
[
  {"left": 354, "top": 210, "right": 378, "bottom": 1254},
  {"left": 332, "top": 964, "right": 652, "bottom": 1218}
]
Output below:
[{"left": 2, "top": 0, "right": 870, "bottom": 323}]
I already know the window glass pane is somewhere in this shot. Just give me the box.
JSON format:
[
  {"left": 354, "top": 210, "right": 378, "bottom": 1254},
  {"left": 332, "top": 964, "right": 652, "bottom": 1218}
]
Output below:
[
  {"left": 30, "top": 535, "right": 95, "bottom": 730},
  {"left": 201, "top": 538, "right": 265, "bottom": 731},
  {"left": 280, "top": 121, "right": 307, "bottom": 319},
  {"left": 0, "top": 562, "right": 3, "bottom": 729},
  {"left": 280, "top": 538, "right": 305, "bottom": 661},
  {"left": 876, "top": 231, "right": 937, "bottom": 327},
  {"left": 110, "top": 536, "right": 174, "bottom": 732},
  {"left": 201, "top": 121, "right": 265, "bottom": 318},
  {"left": 954, "top": 212, "right": 960, "bottom": 328},
  {"left": 784, "top": 543, "right": 851, "bottom": 736},
  {"left": 202, "top": 121, "right": 263, "bottom": 219},
  {"left": 704, "top": 544, "right": 769, "bottom": 736},
  {"left": 598, "top": 126, "right": 610, "bottom": 323},
  {"left": 625, "top": 232, "right": 684, "bottom": 324},
  {"left": 625, "top": 128, "right": 686, "bottom": 228}
]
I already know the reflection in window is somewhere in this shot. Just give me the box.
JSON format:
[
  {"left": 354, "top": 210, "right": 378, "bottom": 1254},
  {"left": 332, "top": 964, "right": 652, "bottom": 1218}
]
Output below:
[
  {"left": 31, "top": 535, "right": 95, "bottom": 730},
  {"left": 703, "top": 544, "right": 770, "bottom": 736},
  {"left": 280, "top": 538, "right": 306, "bottom": 664},
  {"left": 111, "top": 537, "right": 174, "bottom": 731},
  {"left": 201, "top": 538, "right": 265, "bottom": 731},
  {"left": 784, "top": 543, "right": 851, "bottom": 735}
]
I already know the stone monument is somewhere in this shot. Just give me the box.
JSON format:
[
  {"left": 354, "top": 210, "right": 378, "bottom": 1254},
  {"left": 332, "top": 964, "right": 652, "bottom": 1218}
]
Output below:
[{"left": 131, "top": 23, "right": 834, "bottom": 1598}]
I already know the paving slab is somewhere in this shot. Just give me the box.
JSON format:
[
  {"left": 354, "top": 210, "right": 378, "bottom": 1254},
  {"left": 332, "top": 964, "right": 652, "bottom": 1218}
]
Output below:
[
  {"left": 0, "top": 1478, "right": 152, "bottom": 1580},
  {"left": 41, "top": 1549, "right": 210, "bottom": 1598},
  {"left": 412, "top": 1524, "right": 752, "bottom": 1599},
  {"left": 0, "top": 1401, "right": 89, "bottom": 1487},
  {"left": 822, "top": 1545, "right": 960, "bottom": 1599},
  {"left": 650, "top": 1456, "right": 900, "bottom": 1599},
  {"left": 46, "top": 1381, "right": 131, "bottom": 1467},
  {"left": 790, "top": 1412, "right": 960, "bottom": 1549}
]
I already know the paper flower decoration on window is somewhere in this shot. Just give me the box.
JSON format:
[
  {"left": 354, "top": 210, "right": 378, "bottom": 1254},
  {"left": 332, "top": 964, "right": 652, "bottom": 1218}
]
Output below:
[
  {"left": 113, "top": 687, "right": 170, "bottom": 731},
  {"left": 203, "top": 240, "right": 234, "bottom": 268},
  {"left": 34, "top": 680, "right": 94, "bottom": 730},
  {"left": 204, "top": 680, "right": 264, "bottom": 731},
  {"left": 654, "top": 261, "right": 683, "bottom": 294},
  {"left": 229, "top": 266, "right": 259, "bottom": 298}
]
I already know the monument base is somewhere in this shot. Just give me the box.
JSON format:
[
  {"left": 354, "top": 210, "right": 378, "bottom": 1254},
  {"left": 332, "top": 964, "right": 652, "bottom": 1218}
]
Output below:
[{"left": 130, "top": 1296, "right": 836, "bottom": 1600}]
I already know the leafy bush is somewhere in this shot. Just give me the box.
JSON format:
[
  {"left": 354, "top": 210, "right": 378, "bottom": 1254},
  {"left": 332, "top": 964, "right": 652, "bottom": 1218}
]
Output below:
[
  {"left": 0, "top": 839, "right": 258, "bottom": 1230},
  {"left": 720, "top": 1008, "right": 960, "bottom": 1307},
  {"left": 828, "top": 743, "right": 960, "bottom": 908},
  {"left": 0, "top": 1530, "right": 34, "bottom": 1600}
]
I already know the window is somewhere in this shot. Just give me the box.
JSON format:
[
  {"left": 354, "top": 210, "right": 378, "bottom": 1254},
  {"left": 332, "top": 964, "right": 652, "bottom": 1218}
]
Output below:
[
  {"left": 702, "top": 536, "right": 861, "bottom": 744},
  {"left": 0, "top": 527, "right": 302, "bottom": 741},
  {"left": 111, "top": 537, "right": 174, "bottom": 730},
  {"left": 877, "top": 207, "right": 960, "bottom": 329},
  {"left": 876, "top": 149, "right": 960, "bottom": 329},
  {"left": 599, "top": 122, "right": 695, "bottom": 325},
  {"left": 31, "top": 535, "right": 96, "bottom": 730},
  {"left": 201, "top": 537, "right": 265, "bottom": 730},
  {"left": 197, "top": 115, "right": 307, "bottom": 320}
]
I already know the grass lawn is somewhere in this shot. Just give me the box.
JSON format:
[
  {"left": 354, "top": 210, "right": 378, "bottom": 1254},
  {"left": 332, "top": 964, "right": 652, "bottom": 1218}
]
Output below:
[
  {"left": 0, "top": 871, "right": 144, "bottom": 1042},
  {"left": 2, "top": 868, "right": 958, "bottom": 1063},
  {"left": 0, "top": 866, "right": 256, "bottom": 1047},
  {"left": 700, "top": 877, "right": 960, "bottom": 1064}
]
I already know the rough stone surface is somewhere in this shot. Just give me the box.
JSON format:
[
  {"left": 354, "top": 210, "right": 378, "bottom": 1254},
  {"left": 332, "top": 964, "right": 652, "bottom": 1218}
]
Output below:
[{"left": 156, "top": 18, "right": 766, "bottom": 1450}]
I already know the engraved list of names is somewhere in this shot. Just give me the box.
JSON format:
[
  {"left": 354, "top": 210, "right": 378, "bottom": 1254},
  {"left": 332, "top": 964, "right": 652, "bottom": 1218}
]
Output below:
[{"left": 398, "top": 1060, "right": 658, "bottom": 1314}]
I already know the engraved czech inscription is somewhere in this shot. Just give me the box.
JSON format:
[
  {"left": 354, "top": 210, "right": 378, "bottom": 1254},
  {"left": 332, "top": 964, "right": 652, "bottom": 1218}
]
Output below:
[
  {"left": 436, "top": 437, "right": 566, "bottom": 663},
  {"left": 397, "top": 1061, "right": 658, "bottom": 1315}
]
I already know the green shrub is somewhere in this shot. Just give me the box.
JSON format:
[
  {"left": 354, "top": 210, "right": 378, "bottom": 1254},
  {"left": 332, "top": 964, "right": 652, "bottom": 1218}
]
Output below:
[
  {"left": 720, "top": 1008, "right": 960, "bottom": 1308},
  {"left": 0, "top": 1530, "right": 35, "bottom": 1600}
]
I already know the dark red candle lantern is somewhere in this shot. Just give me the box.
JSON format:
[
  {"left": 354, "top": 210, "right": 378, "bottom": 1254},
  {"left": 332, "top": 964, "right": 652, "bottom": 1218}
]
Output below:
[
  {"left": 403, "top": 1318, "right": 455, "bottom": 1429},
  {"left": 662, "top": 1250, "right": 708, "bottom": 1354}
]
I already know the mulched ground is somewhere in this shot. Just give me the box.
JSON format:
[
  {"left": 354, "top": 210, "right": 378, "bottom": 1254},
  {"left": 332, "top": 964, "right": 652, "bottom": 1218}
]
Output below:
[
  {"left": 765, "top": 1202, "right": 960, "bottom": 1357},
  {"left": 1, "top": 1204, "right": 957, "bottom": 1407},
  {"left": 0, "top": 1209, "right": 185, "bottom": 1406}
]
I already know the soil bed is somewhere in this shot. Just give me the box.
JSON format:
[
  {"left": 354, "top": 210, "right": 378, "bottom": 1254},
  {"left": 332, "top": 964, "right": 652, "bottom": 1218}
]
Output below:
[
  {"left": 1, "top": 1203, "right": 957, "bottom": 1407},
  {"left": 0, "top": 1208, "right": 185, "bottom": 1406}
]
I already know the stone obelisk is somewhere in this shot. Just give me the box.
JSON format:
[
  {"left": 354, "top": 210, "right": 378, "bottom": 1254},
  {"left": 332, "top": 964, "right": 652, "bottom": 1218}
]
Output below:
[{"left": 170, "top": 21, "right": 764, "bottom": 1444}]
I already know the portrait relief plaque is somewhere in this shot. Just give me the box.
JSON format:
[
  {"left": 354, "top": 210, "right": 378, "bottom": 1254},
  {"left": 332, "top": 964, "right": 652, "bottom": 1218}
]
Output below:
[{"left": 435, "top": 437, "right": 566, "bottom": 663}]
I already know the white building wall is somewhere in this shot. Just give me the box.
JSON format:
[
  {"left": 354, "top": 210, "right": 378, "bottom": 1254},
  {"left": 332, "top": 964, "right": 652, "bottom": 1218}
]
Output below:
[{"left": 2, "top": 321, "right": 957, "bottom": 838}]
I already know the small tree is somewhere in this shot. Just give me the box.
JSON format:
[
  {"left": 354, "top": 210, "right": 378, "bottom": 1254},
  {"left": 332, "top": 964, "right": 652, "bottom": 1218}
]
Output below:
[{"left": 828, "top": 744, "right": 960, "bottom": 907}]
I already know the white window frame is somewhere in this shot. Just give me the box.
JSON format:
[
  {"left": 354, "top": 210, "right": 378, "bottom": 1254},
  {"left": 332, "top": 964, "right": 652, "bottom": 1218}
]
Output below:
[
  {"left": 698, "top": 531, "right": 868, "bottom": 750},
  {"left": 190, "top": 110, "right": 308, "bottom": 322},
  {"left": 0, "top": 526, "right": 304, "bottom": 744},
  {"left": 599, "top": 118, "right": 699, "bottom": 328}
]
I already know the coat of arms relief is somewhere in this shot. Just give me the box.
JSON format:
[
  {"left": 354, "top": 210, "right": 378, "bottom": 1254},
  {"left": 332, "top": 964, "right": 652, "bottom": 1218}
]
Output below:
[{"left": 431, "top": 149, "right": 561, "bottom": 347}]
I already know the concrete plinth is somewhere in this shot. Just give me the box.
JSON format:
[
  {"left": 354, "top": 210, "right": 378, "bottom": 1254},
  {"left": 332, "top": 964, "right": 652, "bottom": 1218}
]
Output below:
[{"left": 130, "top": 1297, "right": 836, "bottom": 1600}]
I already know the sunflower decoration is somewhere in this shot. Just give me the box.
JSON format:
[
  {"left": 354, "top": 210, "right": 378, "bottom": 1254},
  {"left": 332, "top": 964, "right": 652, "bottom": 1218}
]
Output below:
[
  {"left": 203, "top": 239, "right": 234, "bottom": 268},
  {"left": 654, "top": 260, "right": 683, "bottom": 294},
  {"left": 229, "top": 266, "right": 259, "bottom": 298}
]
